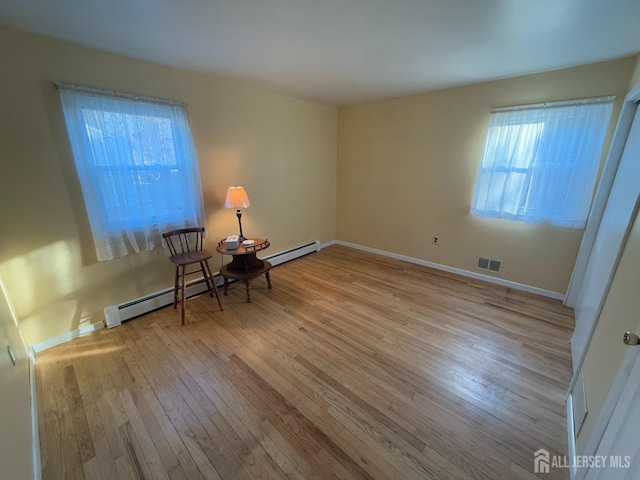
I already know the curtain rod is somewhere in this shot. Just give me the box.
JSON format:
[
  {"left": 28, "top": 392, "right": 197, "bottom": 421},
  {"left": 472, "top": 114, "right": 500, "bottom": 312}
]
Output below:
[
  {"left": 491, "top": 96, "right": 615, "bottom": 113},
  {"left": 54, "top": 81, "right": 187, "bottom": 107}
]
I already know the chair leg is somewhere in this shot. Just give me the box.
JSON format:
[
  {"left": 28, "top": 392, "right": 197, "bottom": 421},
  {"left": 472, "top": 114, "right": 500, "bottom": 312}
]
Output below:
[
  {"left": 180, "top": 264, "right": 187, "bottom": 325},
  {"left": 173, "top": 266, "right": 179, "bottom": 309},
  {"left": 204, "top": 259, "right": 223, "bottom": 312},
  {"left": 245, "top": 280, "right": 252, "bottom": 303},
  {"left": 200, "top": 261, "right": 214, "bottom": 297},
  {"left": 265, "top": 271, "right": 272, "bottom": 289}
]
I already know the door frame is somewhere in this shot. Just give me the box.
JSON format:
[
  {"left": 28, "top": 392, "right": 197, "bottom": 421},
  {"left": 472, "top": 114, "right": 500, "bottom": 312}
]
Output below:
[
  {"left": 582, "top": 342, "right": 640, "bottom": 480},
  {"left": 566, "top": 192, "right": 640, "bottom": 480},
  {"left": 566, "top": 82, "right": 640, "bottom": 308},
  {"left": 565, "top": 80, "right": 640, "bottom": 478}
]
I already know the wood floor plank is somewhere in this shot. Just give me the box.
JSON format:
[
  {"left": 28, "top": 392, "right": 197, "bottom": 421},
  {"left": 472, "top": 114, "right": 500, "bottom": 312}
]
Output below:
[
  {"left": 38, "top": 351, "right": 65, "bottom": 480},
  {"left": 52, "top": 344, "right": 85, "bottom": 480},
  {"left": 90, "top": 436, "right": 119, "bottom": 480},
  {"left": 63, "top": 364, "right": 96, "bottom": 464},
  {"left": 119, "top": 420, "right": 155, "bottom": 480},
  {"left": 228, "top": 353, "right": 374, "bottom": 480},
  {"left": 69, "top": 341, "right": 115, "bottom": 453},
  {"left": 37, "top": 245, "right": 572, "bottom": 480},
  {"left": 117, "top": 333, "right": 220, "bottom": 479},
  {"left": 149, "top": 323, "right": 287, "bottom": 480},
  {"left": 113, "top": 454, "right": 139, "bottom": 480},
  {"left": 129, "top": 322, "right": 254, "bottom": 480},
  {"left": 119, "top": 390, "right": 172, "bottom": 480},
  {"left": 194, "top": 310, "right": 408, "bottom": 480},
  {"left": 180, "top": 338, "right": 297, "bottom": 479}
]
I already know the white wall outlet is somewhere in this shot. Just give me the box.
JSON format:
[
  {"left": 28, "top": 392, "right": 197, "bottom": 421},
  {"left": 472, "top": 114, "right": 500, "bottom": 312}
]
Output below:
[{"left": 432, "top": 236, "right": 439, "bottom": 245}]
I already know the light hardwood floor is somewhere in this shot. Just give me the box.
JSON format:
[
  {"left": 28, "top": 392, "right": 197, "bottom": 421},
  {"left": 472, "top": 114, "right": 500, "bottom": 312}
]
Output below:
[{"left": 36, "top": 245, "right": 574, "bottom": 480}]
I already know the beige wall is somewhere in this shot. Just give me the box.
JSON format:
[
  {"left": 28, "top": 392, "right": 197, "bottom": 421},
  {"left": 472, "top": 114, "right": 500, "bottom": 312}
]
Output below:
[
  {"left": 0, "top": 23, "right": 635, "bottom": 346},
  {"left": 337, "top": 58, "right": 635, "bottom": 293},
  {"left": 630, "top": 54, "right": 640, "bottom": 89},
  {"left": 0, "top": 26, "right": 337, "bottom": 346}
]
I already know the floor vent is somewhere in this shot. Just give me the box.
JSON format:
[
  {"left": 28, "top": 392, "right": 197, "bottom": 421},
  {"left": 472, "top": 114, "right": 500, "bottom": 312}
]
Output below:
[
  {"left": 573, "top": 370, "right": 588, "bottom": 435},
  {"left": 104, "top": 240, "right": 320, "bottom": 328},
  {"left": 476, "top": 257, "right": 502, "bottom": 273}
]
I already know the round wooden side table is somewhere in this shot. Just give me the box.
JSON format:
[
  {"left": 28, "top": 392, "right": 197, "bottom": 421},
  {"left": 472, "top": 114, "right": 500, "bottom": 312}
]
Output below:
[{"left": 216, "top": 238, "right": 272, "bottom": 302}]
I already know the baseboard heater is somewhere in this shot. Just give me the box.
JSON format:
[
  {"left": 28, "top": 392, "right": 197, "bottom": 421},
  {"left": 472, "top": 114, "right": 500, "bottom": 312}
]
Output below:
[{"left": 104, "top": 240, "right": 320, "bottom": 328}]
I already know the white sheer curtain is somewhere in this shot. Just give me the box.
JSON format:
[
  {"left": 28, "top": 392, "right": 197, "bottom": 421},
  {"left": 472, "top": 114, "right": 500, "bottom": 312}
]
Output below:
[
  {"left": 58, "top": 84, "right": 205, "bottom": 261},
  {"left": 470, "top": 98, "right": 614, "bottom": 228}
]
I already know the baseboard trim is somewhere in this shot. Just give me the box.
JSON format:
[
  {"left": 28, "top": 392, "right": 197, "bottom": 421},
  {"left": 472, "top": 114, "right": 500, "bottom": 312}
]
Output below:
[
  {"left": 333, "top": 240, "right": 565, "bottom": 301},
  {"left": 103, "top": 240, "right": 321, "bottom": 329},
  {"left": 29, "top": 346, "right": 41, "bottom": 480},
  {"left": 319, "top": 240, "right": 337, "bottom": 249},
  {"left": 566, "top": 393, "right": 577, "bottom": 479},
  {"left": 32, "top": 321, "right": 104, "bottom": 354},
  {"left": 35, "top": 240, "right": 322, "bottom": 350},
  {"left": 264, "top": 240, "right": 320, "bottom": 266},
  {"left": 104, "top": 280, "right": 214, "bottom": 328},
  {"left": 32, "top": 239, "right": 563, "bottom": 351}
]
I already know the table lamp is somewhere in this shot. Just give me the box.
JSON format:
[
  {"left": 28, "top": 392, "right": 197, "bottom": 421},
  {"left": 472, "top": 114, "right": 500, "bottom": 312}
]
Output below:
[{"left": 225, "top": 186, "right": 251, "bottom": 241}]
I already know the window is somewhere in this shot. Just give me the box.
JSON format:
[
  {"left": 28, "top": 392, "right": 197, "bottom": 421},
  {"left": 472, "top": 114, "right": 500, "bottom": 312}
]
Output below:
[
  {"left": 58, "top": 84, "right": 205, "bottom": 260},
  {"left": 470, "top": 98, "right": 613, "bottom": 228}
]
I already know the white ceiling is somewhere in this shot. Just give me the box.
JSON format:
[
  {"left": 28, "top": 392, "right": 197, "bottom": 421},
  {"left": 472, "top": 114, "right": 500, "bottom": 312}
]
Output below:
[{"left": 1, "top": 0, "right": 639, "bottom": 105}]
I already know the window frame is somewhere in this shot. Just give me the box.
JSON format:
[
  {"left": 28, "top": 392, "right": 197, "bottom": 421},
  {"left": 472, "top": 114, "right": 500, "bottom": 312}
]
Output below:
[
  {"left": 58, "top": 83, "right": 206, "bottom": 260},
  {"left": 470, "top": 97, "right": 614, "bottom": 228}
]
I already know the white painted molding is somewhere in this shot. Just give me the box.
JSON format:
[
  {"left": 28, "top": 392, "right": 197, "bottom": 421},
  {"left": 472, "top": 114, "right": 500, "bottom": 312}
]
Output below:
[
  {"left": 32, "top": 321, "right": 104, "bottom": 354},
  {"left": 28, "top": 347, "right": 41, "bottom": 480},
  {"left": 333, "top": 240, "right": 565, "bottom": 301},
  {"left": 104, "top": 240, "right": 322, "bottom": 329},
  {"left": 39, "top": 239, "right": 322, "bottom": 346},
  {"left": 35, "top": 238, "right": 563, "bottom": 354},
  {"left": 576, "top": 345, "right": 640, "bottom": 480},
  {"left": 319, "top": 240, "right": 337, "bottom": 249},
  {"left": 2, "top": 274, "right": 42, "bottom": 479},
  {"left": 566, "top": 393, "right": 577, "bottom": 480},
  {"left": 264, "top": 240, "right": 320, "bottom": 265}
]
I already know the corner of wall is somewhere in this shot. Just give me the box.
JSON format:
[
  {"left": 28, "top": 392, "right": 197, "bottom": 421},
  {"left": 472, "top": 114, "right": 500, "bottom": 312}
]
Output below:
[{"left": 630, "top": 53, "right": 640, "bottom": 91}]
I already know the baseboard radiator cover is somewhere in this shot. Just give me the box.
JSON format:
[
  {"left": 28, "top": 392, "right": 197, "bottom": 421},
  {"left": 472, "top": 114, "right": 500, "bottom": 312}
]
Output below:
[
  {"left": 264, "top": 240, "right": 319, "bottom": 266},
  {"left": 104, "top": 240, "right": 320, "bottom": 328},
  {"left": 104, "top": 282, "right": 212, "bottom": 328}
]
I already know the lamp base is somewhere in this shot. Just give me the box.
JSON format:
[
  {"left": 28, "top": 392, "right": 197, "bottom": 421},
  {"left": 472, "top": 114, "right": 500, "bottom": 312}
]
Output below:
[{"left": 236, "top": 210, "right": 247, "bottom": 242}]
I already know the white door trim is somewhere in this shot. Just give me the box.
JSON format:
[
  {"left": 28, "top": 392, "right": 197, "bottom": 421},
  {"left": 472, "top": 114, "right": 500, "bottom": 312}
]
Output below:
[
  {"left": 577, "top": 347, "right": 640, "bottom": 480},
  {"left": 567, "top": 192, "right": 640, "bottom": 393},
  {"left": 565, "top": 82, "right": 640, "bottom": 308},
  {"left": 567, "top": 193, "right": 640, "bottom": 480},
  {"left": 585, "top": 346, "right": 640, "bottom": 480}
]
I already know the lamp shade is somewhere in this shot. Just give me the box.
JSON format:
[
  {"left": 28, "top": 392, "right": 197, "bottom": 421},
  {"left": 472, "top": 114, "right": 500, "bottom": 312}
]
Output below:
[{"left": 224, "top": 186, "right": 251, "bottom": 209}]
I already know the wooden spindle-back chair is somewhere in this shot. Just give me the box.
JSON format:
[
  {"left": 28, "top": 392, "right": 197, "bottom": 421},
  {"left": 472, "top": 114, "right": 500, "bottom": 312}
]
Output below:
[{"left": 162, "top": 227, "right": 223, "bottom": 324}]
